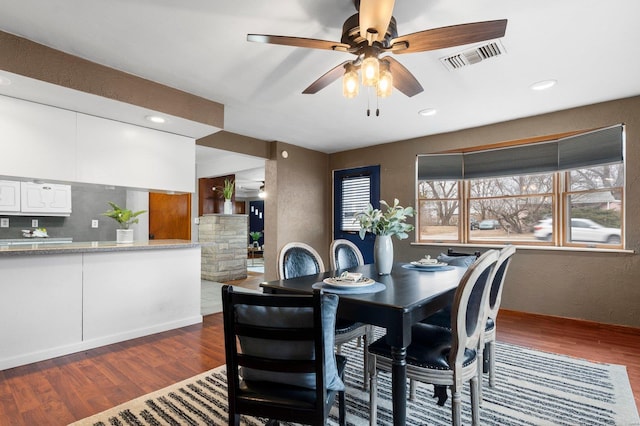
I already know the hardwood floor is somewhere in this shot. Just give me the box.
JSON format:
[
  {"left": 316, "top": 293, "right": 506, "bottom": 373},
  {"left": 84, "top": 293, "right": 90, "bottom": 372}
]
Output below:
[{"left": 1, "top": 272, "right": 638, "bottom": 425}]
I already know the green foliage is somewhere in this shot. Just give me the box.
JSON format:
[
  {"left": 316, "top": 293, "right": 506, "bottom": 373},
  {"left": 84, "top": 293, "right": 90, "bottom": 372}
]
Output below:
[
  {"left": 249, "top": 231, "right": 262, "bottom": 241},
  {"left": 355, "top": 199, "right": 415, "bottom": 240},
  {"left": 223, "top": 179, "right": 234, "bottom": 200},
  {"left": 102, "top": 202, "right": 147, "bottom": 229},
  {"left": 571, "top": 207, "right": 621, "bottom": 228}
]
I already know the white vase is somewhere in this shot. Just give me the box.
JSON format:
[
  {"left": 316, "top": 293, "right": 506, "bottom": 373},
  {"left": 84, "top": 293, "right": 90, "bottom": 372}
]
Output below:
[
  {"left": 374, "top": 234, "right": 393, "bottom": 275},
  {"left": 223, "top": 199, "right": 233, "bottom": 214},
  {"left": 116, "top": 229, "right": 134, "bottom": 244}
]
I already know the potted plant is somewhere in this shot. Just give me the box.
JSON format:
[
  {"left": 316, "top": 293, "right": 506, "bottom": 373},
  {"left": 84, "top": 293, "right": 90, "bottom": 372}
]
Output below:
[
  {"left": 249, "top": 231, "right": 262, "bottom": 248},
  {"left": 223, "top": 178, "right": 234, "bottom": 214},
  {"left": 102, "top": 201, "right": 147, "bottom": 243},
  {"left": 355, "top": 199, "right": 415, "bottom": 274}
]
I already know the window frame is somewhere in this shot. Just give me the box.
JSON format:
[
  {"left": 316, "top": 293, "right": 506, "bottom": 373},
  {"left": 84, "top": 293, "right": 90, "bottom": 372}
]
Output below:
[{"left": 415, "top": 126, "right": 625, "bottom": 250}]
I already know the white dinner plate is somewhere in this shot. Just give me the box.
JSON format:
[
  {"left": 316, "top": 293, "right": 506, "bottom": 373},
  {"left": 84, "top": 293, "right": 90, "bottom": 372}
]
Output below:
[
  {"left": 323, "top": 277, "right": 376, "bottom": 288},
  {"left": 409, "top": 262, "right": 449, "bottom": 269}
]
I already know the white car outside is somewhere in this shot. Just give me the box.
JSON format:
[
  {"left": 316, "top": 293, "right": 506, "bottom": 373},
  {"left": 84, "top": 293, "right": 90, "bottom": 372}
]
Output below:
[{"left": 533, "top": 218, "right": 621, "bottom": 244}]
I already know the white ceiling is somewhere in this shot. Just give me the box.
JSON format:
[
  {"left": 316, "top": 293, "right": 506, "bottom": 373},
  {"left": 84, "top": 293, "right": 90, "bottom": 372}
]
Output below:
[{"left": 1, "top": 0, "right": 640, "bottom": 157}]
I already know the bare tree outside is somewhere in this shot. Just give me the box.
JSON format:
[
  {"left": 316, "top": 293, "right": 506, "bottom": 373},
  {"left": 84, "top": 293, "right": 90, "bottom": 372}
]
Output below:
[{"left": 417, "top": 164, "right": 623, "bottom": 246}]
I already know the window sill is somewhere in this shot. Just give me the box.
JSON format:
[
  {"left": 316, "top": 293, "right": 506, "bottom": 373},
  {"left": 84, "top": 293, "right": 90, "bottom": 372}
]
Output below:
[{"left": 410, "top": 241, "right": 635, "bottom": 254}]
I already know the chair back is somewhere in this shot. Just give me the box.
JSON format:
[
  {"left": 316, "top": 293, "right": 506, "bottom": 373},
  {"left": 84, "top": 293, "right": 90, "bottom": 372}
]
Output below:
[
  {"left": 330, "top": 239, "right": 365, "bottom": 270},
  {"left": 486, "top": 245, "right": 516, "bottom": 321},
  {"left": 447, "top": 248, "right": 481, "bottom": 258},
  {"left": 222, "top": 285, "right": 342, "bottom": 425},
  {"left": 278, "top": 242, "right": 325, "bottom": 279},
  {"left": 449, "top": 250, "right": 499, "bottom": 368}
]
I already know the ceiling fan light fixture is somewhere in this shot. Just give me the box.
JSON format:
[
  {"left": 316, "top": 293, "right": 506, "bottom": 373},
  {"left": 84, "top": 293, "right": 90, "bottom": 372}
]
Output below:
[
  {"left": 343, "top": 64, "right": 359, "bottom": 98},
  {"left": 377, "top": 60, "right": 393, "bottom": 98},
  {"left": 361, "top": 52, "right": 379, "bottom": 87}
]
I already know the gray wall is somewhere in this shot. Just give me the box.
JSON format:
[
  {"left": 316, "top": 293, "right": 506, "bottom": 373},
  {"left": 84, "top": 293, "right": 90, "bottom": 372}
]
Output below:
[
  {"left": 328, "top": 95, "right": 640, "bottom": 328},
  {"left": 0, "top": 185, "right": 126, "bottom": 242}
]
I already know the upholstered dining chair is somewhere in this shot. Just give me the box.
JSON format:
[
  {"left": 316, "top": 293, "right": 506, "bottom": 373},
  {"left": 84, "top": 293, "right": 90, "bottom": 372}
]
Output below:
[
  {"left": 222, "top": 285, "right": 346, "bottom": 426},
  {"left": 481, "top": 245, "right": 516, "bottom": 391},
  {"left": 329, "top": 239, "right": 365, "bottom": 270},
  {"left": 278, "top": 242, "right": 372, "bottom": 390},
  {"left": 278, "top": 242, "right": 326, "bottom": 280},
  {"left": 329, "top": 239, "right": 373, "bottom": 389},
  {"left": 368, "top": 250, "right": 499, "bottom": 426},
  {"left": 418, "top": 246, "right": 516, "bottom": 402}
]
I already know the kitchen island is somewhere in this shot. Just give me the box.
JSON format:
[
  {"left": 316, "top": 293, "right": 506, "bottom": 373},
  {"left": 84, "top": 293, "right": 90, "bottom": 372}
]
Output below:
[{"left": 0, "top": 239, "right": 201, "bottom": 370}]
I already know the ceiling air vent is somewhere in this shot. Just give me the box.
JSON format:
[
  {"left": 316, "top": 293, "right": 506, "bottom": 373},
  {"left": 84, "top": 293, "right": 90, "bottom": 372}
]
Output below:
[{"left": 440, "top": 40, "right": 506, "bottom": 71}]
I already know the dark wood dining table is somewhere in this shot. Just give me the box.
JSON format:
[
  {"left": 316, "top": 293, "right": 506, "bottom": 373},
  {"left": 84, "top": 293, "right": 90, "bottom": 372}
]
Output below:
[{"left": 260, "top": 262, "right": 468, "bottom": 426}]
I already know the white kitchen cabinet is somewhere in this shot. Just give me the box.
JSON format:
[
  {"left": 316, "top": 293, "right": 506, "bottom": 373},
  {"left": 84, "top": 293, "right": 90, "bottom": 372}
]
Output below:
[
  {"left": 20, "top": 182, "right": 72, "bottom": 216},
  {"left": 0, "top": 180, "right": 21, "bottom": 212},
  {"left": 0, "top": 95, "right": 77, "bottom": 182},
  {"left": 76, "top": 113, "right": 195, "bottom": 192}
]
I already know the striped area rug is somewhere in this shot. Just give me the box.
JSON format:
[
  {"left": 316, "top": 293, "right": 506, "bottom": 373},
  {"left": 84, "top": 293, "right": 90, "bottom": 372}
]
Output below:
[{"left": 71, "top": 339, "right": 639, "bottom": 426}]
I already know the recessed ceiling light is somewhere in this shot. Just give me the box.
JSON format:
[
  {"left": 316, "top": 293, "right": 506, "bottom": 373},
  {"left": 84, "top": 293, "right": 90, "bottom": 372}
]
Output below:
[
  {"left": 418, "top": 108, "right": 437, "bottom": 117},
  {"left": 530, "top": 79, "right": 557, "bottom": 91},
  {"left": 145, "top": 115, "right": 166, "bottom": 124},
  {"left": 0, "top": 75, "right": 12, "bottom": 86}
]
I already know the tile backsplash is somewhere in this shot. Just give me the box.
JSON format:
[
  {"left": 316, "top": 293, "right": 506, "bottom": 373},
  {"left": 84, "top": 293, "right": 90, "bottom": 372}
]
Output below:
[{"left": 0, "top": 185, "right": 127, "bottom": 242}]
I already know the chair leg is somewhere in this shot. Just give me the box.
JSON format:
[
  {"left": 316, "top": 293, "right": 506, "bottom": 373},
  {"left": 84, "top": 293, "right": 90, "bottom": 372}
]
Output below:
[
  {"left": 339, "top": 390, "right": 346, "bottom": 426},
  {"left": 409, "top": 379, "right": 416, "bottom": 401},
  {"left": 369, "top": 357, "right": 377, "bottom": 426},
  {"left": 336, "top": 343, "right": 343, "bottom": 355},
  {"left": 451, "top": 383, "right": 462, "bottom": 426},
  {"left": 477, "top": 343, "right": 484, "bottom": 405},
  {"left": 488, "top": 340, "right": 496, "bottom": 388},
  {"left": 470, "top": 375, "right": 480, "bottom": 426},
  {"left": 362, "top": 335, "right": 369, "bottom": 391},
  {"left": 230, "top": 413, "right": 240, "bottom": 426}
]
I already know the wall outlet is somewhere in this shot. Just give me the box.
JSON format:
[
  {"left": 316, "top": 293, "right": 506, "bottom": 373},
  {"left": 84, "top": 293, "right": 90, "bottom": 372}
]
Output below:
[
  {"left": 0, "top": 218, "right": 8, "bottom": 228},
  {"left": 194, "top": 217, "right": 200, "bottom": 225},
  {"left": 91, "top": 219, "right": 99, "bottom": 228},
  {"left": 31, "top": 219, "right": 38, "bottom": 228}
]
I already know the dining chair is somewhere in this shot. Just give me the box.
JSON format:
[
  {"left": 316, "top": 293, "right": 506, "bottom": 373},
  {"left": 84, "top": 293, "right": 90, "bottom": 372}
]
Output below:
[
  {"left": 329, "top": 239, "right": 373, "bottom": 390},
  {"left": 279, "top": 241, "right": 372, "bottom": 390},
  {"left": 417, "top": 246, "right": 516, "bottom": 402},
  {"left": 222, "top": 285, "right": 347, "bottom": 426},
  {"left": 447, "top": 248, "right": 482, "bottom": 258},
  {"left": 368, "top": 250, "right": 499, "bottom": 426},
  {"left": 278, "top": 242, "right": 326, "bottom": 280},
  {"left": 482, "top": 245, "right": 516, "bottom": 390},
  {"left": 329, "top": 239, "right": 365, "bottom": 270}
]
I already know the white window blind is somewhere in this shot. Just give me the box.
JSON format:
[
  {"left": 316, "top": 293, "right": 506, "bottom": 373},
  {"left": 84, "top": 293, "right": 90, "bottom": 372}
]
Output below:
[{"left": 341, "top": 176, "right": 370, "bottom": 232}]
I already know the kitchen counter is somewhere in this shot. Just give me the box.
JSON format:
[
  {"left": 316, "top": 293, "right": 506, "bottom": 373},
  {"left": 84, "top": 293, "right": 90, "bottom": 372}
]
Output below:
[
  {"left": 0, "top": 239, "right": 198, "bottom": 256},
  {"left": 0, "top": 239, "right": 201, "bottom": 370},
  {"left": 0, "top": 237, "right": 73, "bottom": 246}
]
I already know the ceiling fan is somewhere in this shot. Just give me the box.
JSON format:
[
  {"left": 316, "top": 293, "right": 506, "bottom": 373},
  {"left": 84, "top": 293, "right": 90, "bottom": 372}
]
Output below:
[{"left": 247, "top": 0, "right": 507, "bottom": 99}]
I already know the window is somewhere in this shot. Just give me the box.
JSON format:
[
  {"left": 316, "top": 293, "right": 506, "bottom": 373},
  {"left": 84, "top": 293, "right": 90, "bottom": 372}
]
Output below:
[
  {"left": 416, "top": 125, "right": 625, "bottom": 248},
  {"left": 340, "top": 175, "right": 371, "bottom": 232}
]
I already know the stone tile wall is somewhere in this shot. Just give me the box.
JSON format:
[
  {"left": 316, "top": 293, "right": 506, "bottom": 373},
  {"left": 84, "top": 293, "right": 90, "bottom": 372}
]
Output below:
[{"left": 199, "top": 214, "right": 247, "bottom": 282}]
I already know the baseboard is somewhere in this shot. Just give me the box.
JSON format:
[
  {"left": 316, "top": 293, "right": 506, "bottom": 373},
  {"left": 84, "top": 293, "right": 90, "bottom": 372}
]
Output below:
[{"left": 0, "top": 315, "right": 203, "bottom": 371}]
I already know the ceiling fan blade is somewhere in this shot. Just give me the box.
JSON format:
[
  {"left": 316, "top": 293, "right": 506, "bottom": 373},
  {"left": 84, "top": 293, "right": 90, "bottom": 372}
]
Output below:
[
  {"left": 302, "top": 61, "right": 351, "bottom": 94},
  {"left": 390, "top": 19, "right": 507, "bottom": 54},
  {"left": 382, "top": 57, "right": 423, "bottom": 97},
  {"left": 247, "top": 34, "right": 350, "bottom": 52},
  {"left": 359, "top": 0, "right": 395, "bottom": 43}
]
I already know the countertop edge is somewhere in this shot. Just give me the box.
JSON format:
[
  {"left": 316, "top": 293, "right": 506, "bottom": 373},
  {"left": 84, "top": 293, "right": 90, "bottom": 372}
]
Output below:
[{"left": 0, "top": 239, "right": 200, "bottom": 256}]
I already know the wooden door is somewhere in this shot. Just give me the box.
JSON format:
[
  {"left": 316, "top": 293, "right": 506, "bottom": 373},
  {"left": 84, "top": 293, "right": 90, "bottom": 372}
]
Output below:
[{"left": 149, "top": 192, "right": 191, "bottom": 240}]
